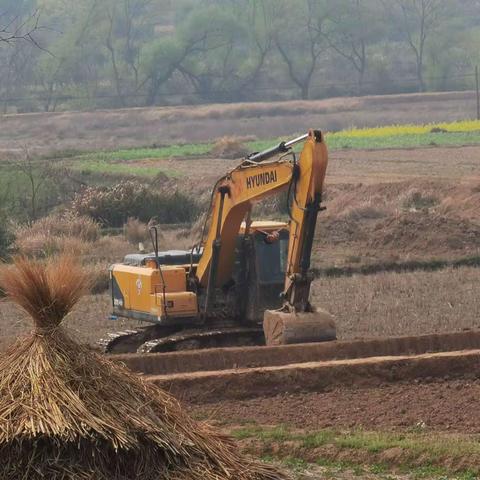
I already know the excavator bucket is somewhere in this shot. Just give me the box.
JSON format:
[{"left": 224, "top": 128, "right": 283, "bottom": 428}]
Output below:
[{"left": 263, "top": 309, "right": 336, "bottom": 346}]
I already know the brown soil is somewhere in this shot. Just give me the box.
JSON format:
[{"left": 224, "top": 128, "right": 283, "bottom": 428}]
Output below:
[
  {"left": 328, "top": 145, "right": 480, "bottom": 183},
  {"left": 116, "top": 146, "right": 480, "bottom": 196},
  {"left": 114, "top": 145, "right": 480, "bottom": 270},
  {"left": 192, "top": 377, "right": 480, "bottom": 433},
  {"left": 313, "top": 176, "right": 480, "bottom": 268},
  {"left": 313, "top": 266, "right": 480, "bottom": 341},
  {"left": 368, "top": 213, "right": 480, "bottom": 253}
]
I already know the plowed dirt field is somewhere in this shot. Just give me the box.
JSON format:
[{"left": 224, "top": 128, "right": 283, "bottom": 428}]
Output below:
[{"left": 192, "top": 378, "right": 480, "bottom": 432}]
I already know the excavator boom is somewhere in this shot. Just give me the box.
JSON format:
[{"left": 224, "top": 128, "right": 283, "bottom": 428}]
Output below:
[{"left": 196, "top": 130, "right": 335, "bottom": 345}]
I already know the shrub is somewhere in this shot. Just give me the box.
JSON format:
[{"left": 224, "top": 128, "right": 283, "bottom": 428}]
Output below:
[
  {"left": 15, "top": 213, "right": 100, "bottom": 243},
  {"left": 14, "top": 213, "right": 99, "bottom": 258},
  {"left": 401, "top": 190, "right": 439, "bottom": 210},
  {"left": 71, "top": 181, "right": 199, "bottom": 227}
]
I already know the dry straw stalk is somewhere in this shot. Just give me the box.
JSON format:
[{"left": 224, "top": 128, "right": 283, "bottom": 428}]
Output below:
[{"left": 0, "top": 255, "right": 289, "bottom": 480}]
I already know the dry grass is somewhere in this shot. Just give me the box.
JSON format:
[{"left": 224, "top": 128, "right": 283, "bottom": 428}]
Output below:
[
  {"left": 211, "top": 136, "right": 250, "bottom": 159},
  {"left": 1, "top": 91, "right": 477, "bottom": 156},
  {"left": 14, "top": 214, "right": 100, "bottom": 258},
  {"left": 13, "top": 214, "right": 139, "bottom": 293},
  {"left": 123, "top": 217, "right": 151, "bottom": 245},
  {"left": 0, "top": 256, "right": 288, "bottom": 479},
  {"left": 312, "top": 266, "right": 480, "bottom": 340},
  {"left": 0, "top": 255, "right": 90, "bottom": 331},
  {"left": 15, "top": 213, "right": 99, "bottom": 242},
  {"left": 85, "top": 235, "right": 134, "bottom": 263},
  {"left": 399, "top": 189, "right": 439, "bottom": 211},
  {"left": 83, "top": 263, "right": 111, "bottom": 294},
  {"left": 339, "top": 201, "right": 389, "bottom": 221},
  {"left": 121, "top": 217, "right": 199, "bottom": 250},
  {"left": 15, "top": 234, "right": 93, "bottom": 258},
  {"left": 10, "top": 212, "right": 201, "bottom": 298}
]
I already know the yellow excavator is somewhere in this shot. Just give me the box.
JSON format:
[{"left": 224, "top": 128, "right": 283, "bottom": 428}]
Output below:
[{"left": 101, "top": 130, "right": 336, "bottom": 354}]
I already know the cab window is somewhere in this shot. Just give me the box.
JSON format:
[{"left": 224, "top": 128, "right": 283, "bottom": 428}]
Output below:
[{"left": 254, "top": 232, "right": 289, "bottom": 284}]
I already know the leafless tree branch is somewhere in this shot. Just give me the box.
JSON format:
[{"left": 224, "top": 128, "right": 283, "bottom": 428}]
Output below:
[{"left": 0, "top": 9, "right": 48, "bottom": 51}]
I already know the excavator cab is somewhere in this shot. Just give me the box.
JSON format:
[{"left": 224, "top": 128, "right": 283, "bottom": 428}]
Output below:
[{"left": 231, "top": 222, "right": 290, "bottom": 323}]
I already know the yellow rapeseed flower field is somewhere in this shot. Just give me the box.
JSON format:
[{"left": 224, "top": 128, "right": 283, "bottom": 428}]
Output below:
[{"left": 329, "top": 120, "right": 480, "bottom": 138}]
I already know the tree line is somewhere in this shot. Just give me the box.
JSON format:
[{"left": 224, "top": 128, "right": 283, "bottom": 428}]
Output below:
[{"left": 1, "top": 0, "right": 480, "bottom": 112}]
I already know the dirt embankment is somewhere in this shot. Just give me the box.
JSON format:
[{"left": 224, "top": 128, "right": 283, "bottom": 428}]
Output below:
[
  {"left": 149, "top": 350, "right": 480, "bottom": 405},
  {"left": 114, "top": 332, "right": 480, "bottom": 411},
  {"left": 314, "top": 179, "right": 480, "bottom": 268},
  {"left": 117, "top": 331, "right": 480, "bottom": 377}
]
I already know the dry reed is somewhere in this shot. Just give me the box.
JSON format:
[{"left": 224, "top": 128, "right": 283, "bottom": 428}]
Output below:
[
  {"left": 0, "top": 255, "right": 288, "bottom": 480},
  {"left": 211, "top": 136, "right": 250, "bottom": 159}
]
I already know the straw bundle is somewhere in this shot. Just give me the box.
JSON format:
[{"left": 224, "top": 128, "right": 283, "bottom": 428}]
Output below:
[{"left": 0, "top": 256, "right": 289, "bottom": 480}]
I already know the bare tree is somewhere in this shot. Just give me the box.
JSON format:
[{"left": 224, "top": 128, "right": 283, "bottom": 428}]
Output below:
[
  {"left": 235, "top": 0, "right": 275, "bottom": 94},
  {"left": 122, "top": 0, "right": 156, "bottom": 91},
  {"left": 104, "top": 3, "right": 125, "bottom": 107},
  {"left": 275, "top": 0, "right": 330, "bottom": 99},
  {"left": 102, "top": 0, "right": 155, "bottom": 106},
  {"left": 143, "top": 33, "right": 209, "bottom": 106},
  {"left": 7, "top": 147, "right": 49, "bottom": 221},
  {"left": 0, "top": 10, "right": 43, "bottom": 47},
  {"left": 0, "top": 9, "right": 50, "bottom": 113},
  {"left": 323, "top": 0, "right": 382, "bottom": 94},
  {"left": 384, "top": 0, "right": 449, "bottom": 91}
]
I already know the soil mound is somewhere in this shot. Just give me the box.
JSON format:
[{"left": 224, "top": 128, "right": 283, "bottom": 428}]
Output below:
[{"left": 369, "top": 212, "right": 480, "bottom": 254}]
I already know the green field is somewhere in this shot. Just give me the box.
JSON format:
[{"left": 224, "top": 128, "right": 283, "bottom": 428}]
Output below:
[
  {"left": 233, "top": 425, "right": 480, "bottom": 479},
  {"left": 74, "top": 159, "right": 182, "bottom": 178},
  {"left": 4, "top": 119, "right": 480, "bottom": 183},
  {"left": 76, "top": 144, "right": 212, "bottom": 163},
  {"left": 66, "top": 122, "right": 480, "bottom": 178}
]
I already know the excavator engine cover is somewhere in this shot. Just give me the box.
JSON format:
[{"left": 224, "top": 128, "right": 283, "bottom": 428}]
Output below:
[{"left": 263, "top": 309, "right": 336, "bottom": 346}]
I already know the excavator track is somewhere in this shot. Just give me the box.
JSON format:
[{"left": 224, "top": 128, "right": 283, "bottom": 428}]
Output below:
[
  {"left": 99, "top": 325, "right": 264, "bottom": 354},
  {"left": 138, "top": 327, "right": 264, "bottom": 353},
  {"left": 98, "top": 329, "right": 151, "bottom": 354}
]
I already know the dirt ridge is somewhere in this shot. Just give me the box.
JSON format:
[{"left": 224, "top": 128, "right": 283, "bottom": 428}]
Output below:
[
  {"left": 149, "top": 349, "right": 480, "bottom": 403},
  {"left": 115, "top": 330, "right": 480, "bottom": 376}
]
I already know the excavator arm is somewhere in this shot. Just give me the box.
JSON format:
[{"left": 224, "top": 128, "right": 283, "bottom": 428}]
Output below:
[{"left": 196, "top": 130, "right": 335, "bottom": 345}]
